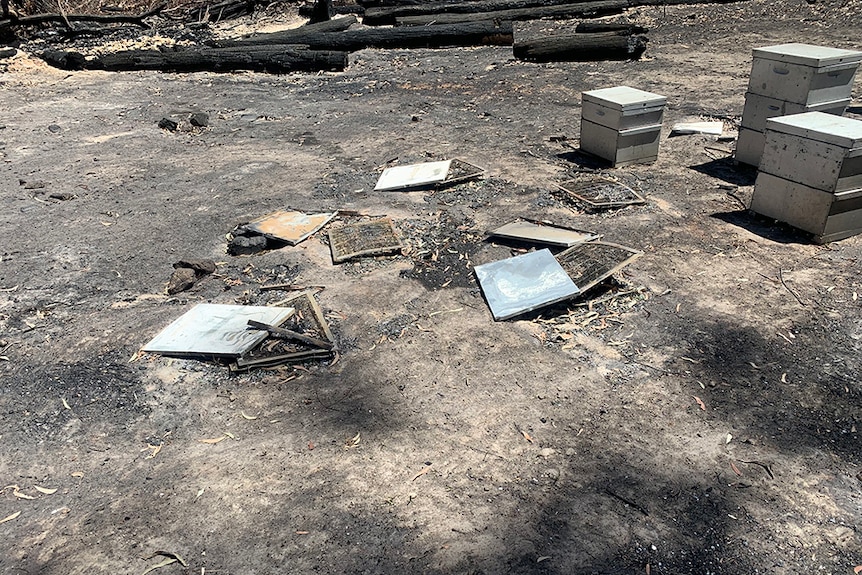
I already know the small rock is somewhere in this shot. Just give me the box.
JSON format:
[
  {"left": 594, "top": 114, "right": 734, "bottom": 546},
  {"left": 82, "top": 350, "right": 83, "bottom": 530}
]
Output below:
[
  {"left": 0, "top": 47, "right": 16, "bottom": 59},
  {"left": 49, "top": 192, "right": 75, "bottom": 201},
  {"left": 167, "top": 267, "right": 197, "bottom": 295},
  {"left": 228, "top": 235, "right": 267, "bottom": 256},
  {"left": 20, "top": 180, "right": 47, "bottom": 190},
  {"left": 538, "top": 447, "right": 556, "bottom": 458},
  {"left": 48, "top": 124, "right": 62, "bottom": 134},
  {"left": 158, "top": 118, "right": 178, "bottom": 131},
  {"left": 189, "top": 112, "right": 209, "bottom": 127}
]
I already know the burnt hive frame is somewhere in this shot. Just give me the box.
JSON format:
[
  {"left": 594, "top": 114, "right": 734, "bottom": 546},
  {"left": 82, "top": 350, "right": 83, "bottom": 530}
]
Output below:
[
  {"left": 328, "top": 218, "right": 403, "bottom": 263},
  {"left": 555, "top": 241, "right": 642, "bottom": 294},
  {"left": 556, "top": 178, "right": 645, "bottom": 209}
]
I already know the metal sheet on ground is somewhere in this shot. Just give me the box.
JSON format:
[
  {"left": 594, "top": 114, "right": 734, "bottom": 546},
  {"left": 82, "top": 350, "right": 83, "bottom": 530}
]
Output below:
[
  {"left": 142, "top": 303, "right": 296, "bottom": 357},
  {"left": 489, "top": 220, "right": 598, "bottom": 247},
  {"left": 245, "top": 210, "right": 337, "bottom": 245},
  {"left": 474, "top": 248, "right": 580, "bottom": 321},
  {"left": 374, "top": 160, "right": 452, "bottom": 191}
]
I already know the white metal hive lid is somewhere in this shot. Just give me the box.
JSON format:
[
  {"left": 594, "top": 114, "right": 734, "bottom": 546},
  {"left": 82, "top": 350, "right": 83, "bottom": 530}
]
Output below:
[
  {"left": 582, "top": 86, "right": 666, "bottom": 111},
  {"left": 765, "top": 111, "right": 862, "bottom": 149},
  {"left": 752, "top": 43, "right": 862, "bottom": 67}
]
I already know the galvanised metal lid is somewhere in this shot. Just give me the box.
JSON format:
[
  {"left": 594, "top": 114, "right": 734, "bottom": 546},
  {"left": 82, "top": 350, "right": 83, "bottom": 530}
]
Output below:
[
  {"left": 582, "top": 86, "right": 667, "bottom": 112},
  {"left": 752, "top": 43, "right": 862, "bottom": 67},
  {"left": 765, "top": 111, "right": 862, "bottom": 149}
]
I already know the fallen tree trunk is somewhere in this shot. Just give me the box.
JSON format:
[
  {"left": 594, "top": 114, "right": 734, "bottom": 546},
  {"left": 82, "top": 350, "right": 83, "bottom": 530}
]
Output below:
[
  {"left": 574, "top": 21, "right": 647, "bottom": 33},
  {"left": 366, "top": 0, "right": 749, "bottom": 25},
  {"left": 306, "top": 0, "right": 333, "bottom": 23},
  {"left": 304, "top": 20, "right": 513, "bottom": 50},
  {"left": 366, "top": 0, "right": 618, "bottom": 24},
  {"left": 211, "top": 15, "right": 357, "bottom": 47},
  {"left": 513, "top": 31, "right": 647, "bottom": 61},
  {"left": 0, "top": 2, "right": 164, "bottom": 30},
  {"left": 42, "top": 45, "right": 348, "bottom": 73},
  {"left": 396, "top": 2, "right": 623, "bottom": 25}
]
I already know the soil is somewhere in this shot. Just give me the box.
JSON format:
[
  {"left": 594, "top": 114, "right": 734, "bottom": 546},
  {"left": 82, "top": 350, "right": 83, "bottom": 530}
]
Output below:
[{"left": 2, "top": 1, "right": 862, "bottom": 574}]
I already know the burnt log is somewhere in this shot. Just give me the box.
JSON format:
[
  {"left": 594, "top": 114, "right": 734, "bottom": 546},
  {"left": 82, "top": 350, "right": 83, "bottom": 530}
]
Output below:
[
  {"left": 366, "top": 0, "right": 749, "bottom": 25},
  {"left": 366, "top": 0, "right": 625, "bottom": 25},
  {"left": 395, "top": 2, "right": 623, "bottom": 25},
  {"left": 303, "top": 19, "right": 512, "bottom": 50},
  {"left": 42, "top": 48, "right": 88, "bottom": 69},
  {"left": 307, "top": 0, "right": 333, "bottom": 23},
  {"left": 211, "top": 15, "right": 357, "bottom": 47},
  {"left": 513, "top": 32, "right": 647, "bottom": 61},
  {"left": 574, "top": 21, "right": 647, "bottom": 33},
  {"left": 42, "top": 45, "right": 348, "bottom": 73}
]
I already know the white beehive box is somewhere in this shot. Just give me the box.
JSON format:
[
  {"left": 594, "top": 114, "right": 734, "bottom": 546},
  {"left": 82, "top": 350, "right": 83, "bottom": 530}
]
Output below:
[
  {"left": 580, "top": 86, "right": 666, "bottom": 167},
  {"left": 759, "top": 112, "right": 862, "bottom": 192},
  {"left": 735, "top": 127, "right": 766, "bottom": 168},
  {"left": 748, "top": 43, "right": 862, "bottom": 106},
  {"left": 750, "top": 112, "right": 862, "bottom": 242},
  {"left": 740, "top": 92, "right": 849, "bottom": 133},
  {"left": 750, "top": 173, "right": 862, "bottom": 243},
  {"left": 736, "top": 94, "right": 850, "bottom": 167}
]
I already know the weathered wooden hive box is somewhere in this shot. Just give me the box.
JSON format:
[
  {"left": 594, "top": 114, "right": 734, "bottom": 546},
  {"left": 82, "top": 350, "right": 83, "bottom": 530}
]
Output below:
[
  {"left": 736, "top": 43, "right": 861, "bottom": 167},
  {"left": 580, "top": 86, "right": 666, "bottom": 167},
  {"left": 750, "top": 111, "right": 862, "bottom": 243}
]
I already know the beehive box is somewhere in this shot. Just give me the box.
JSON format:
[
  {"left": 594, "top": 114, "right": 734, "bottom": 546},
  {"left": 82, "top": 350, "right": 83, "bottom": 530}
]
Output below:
[
  {"left": 736, "top": 95, "right": 850, "bottom": 167},
  {"left": 735, "top": 127, "right": 766, "bottom": 168},
  {"left": 748, "top": 43, "right": 862, "bottom": 106},
  {"left": 750, "top": 112, "right": 862, "bottom": 242},
  {"left": 759, "top": 112, "right": 862, "bottom": 192},
  {"left": 580, "top": 86, "right": 666, "bottom": 167},
  {"left": 740, "top": 92, "right": 849, "bottom": 133}
]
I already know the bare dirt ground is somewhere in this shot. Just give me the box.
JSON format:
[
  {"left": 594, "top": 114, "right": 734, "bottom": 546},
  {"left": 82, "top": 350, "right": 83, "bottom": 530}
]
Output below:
[{"left": 2, "top": 1, "right": 862, "bottom": 573}]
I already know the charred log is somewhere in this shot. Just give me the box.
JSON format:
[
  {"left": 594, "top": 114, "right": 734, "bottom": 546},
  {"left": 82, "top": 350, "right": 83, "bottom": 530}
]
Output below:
[
  {"left": 395, "top": 2, "right": 623, "bottom": 25},
  {"left": 574, "top": 21, "right": 647, "bottom": 33},
  {"left": 218, "top": 18, "right": 512, "bottom": 51},
  {"left": 42, "top": 45, "right": 348, "bottom": 73},
  {"left": 301, "top": 19, "right": 513, "bottom": 50},
  {"left": 513, "top": 31, "right": 647, "bottom": 61},
  {"left": 307, "top": 0, "right": 333, "bottom": 23},
  {"left": 366, "top": 0, "right": 749, "bottom": 26},
  {"left": 210, "top": 15, "right": 357, "bottom": 47},
  {"left": 366, "top": 0, "right": 626, "bottom": 25}
]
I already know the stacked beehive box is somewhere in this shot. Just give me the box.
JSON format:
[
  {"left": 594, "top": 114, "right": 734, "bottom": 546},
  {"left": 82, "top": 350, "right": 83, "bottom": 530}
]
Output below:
[
  {"left": 750, "top": 111, "right": 862, "bottom": 243},
  {"left": 736, "top": 43, "right": 862, "bottom": 167},
  {"left": 580, "top": 86, "right": 666, "bottom": 167}
]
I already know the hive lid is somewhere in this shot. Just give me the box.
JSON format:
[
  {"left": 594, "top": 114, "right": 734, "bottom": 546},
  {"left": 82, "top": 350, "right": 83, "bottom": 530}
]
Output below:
[
  {"left": 582, "top": 86, "right": 666, "bottom": 112},
  {"left": 142, "top": 303, "right": 296, "bottom": 357},
  {"left": 752, "top": 43, "right": 862, "bottom": 68},
  {"left": 765, "top": 111, "right": 862, "bottom": 149},
  {"left": 474, "top": 249, "right": 580, "bottom": 321}
]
